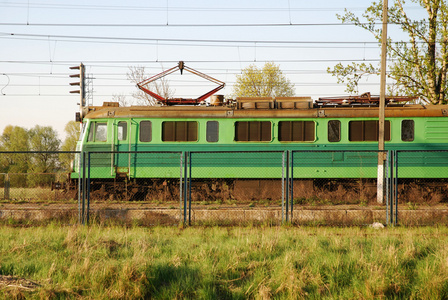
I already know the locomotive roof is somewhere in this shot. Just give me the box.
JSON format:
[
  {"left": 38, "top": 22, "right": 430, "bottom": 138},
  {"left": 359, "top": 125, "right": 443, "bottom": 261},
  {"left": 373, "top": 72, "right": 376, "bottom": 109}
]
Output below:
[{"left": 84, "top": 102, "right": 448, "bottom": 120}]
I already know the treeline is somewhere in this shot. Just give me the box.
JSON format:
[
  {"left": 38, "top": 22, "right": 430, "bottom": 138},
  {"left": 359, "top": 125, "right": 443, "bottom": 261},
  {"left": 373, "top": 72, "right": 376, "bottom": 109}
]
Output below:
[{"left": 0, "top": 121, "right": 80, "bottom": 187}]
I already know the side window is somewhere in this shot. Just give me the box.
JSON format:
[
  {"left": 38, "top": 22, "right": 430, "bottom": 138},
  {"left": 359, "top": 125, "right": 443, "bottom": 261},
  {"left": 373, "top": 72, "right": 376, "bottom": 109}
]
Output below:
[
  {"left": 139, "top": 121, "right": 152, "bottom": 142},
  {"left": 349, "top": 120, "right": 390, "bottom": 141},
  {"left": 162, "top": 121, "right": 198, "bottom": 142},
  {"left": 401, "top": 120, "right": 414, "bottom": 141},
  {"left": 235, "top": 121, "right": 271, "bottom": 142},
  {"left": 328, "top": 120, "right": 341, "bottom": 142},
  {"left": 206, "top": 121, "right": 219, "bottom": 142},
  {"left": 117, "top": 121, "right": 127, "bottom": 141},
  {"left": 278, "top": 121, "right": 315, "bottom": 142},
  {"left": 88, "top": 122, "right": 108, "bottom": 142},
  {"left": 88, "top": 123, "right": 94, "bottom": 142},
  {"left": 79, "top": 122, "right": 87, "bottom": 141}
]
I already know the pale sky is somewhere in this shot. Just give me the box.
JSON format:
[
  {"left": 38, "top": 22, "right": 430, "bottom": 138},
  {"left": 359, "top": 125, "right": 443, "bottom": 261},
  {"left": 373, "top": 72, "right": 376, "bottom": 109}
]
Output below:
[{"left": 0, "top": 0, "right": 425, "bottom": 140}]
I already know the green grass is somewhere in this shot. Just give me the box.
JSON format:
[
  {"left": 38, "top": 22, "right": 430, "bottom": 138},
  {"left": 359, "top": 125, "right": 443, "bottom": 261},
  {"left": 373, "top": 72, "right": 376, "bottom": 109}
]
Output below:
[{"left": 1, "top": 225, "right": 448, "bottom": 299}]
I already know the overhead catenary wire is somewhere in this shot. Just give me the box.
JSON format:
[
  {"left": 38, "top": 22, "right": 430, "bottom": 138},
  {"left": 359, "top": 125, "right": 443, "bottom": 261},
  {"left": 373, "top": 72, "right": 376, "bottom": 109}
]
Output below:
[
  {"left": 0, "top": 2, "right": 424, "bottom": 12},
  {"left": 0, "top": 21, "right": 434, "bottom": 27},
  {"left": 2, "top": 31, "right": 389, "bottom": 44}
]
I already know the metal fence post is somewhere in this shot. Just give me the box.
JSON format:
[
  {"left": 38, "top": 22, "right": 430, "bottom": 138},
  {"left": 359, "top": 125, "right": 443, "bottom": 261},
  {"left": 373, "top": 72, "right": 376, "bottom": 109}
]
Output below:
[
  {"left": 188, "top": 152, "right": 192, "bottom": 226},
  {"left": 285, "top": 151, "right": 290, "bottom": 223},
  {"left": 385, "top": 151, "right": 390, "bottom": 225},
  {"left": 87, "top": 152, "right": 91, "bottom": 224},
  {"left": 183, "top": 151, "right": 188, "bottom": 225},
  {"left": 77, "top": 152, "right": 82, "bottom": 224},
  {"left": 389, "top": 150, "right": 395, "bottom": 226},
  {"left": 179, "top": 152, "right": 183, "bottom": 225},
  {"left": 81, "top": 151, "right": 86, "bottom": 225},
  {"left": 282, "top": 151, "right": 285, "bottom": 223},
  {"left": 4, "top": 173, "right": 10, "bottom": 200},
  {"left": 386, "top": 152, "right": 390, "bottom": 226},
  {"left": 289, "top": 150, "right": 294, "bottom": 222},
  {"left": 389, "top": 151, "right": 394, "bottom": 226},
  {"left": 394, "top": 150, "right": 398, "bottom": 226}
]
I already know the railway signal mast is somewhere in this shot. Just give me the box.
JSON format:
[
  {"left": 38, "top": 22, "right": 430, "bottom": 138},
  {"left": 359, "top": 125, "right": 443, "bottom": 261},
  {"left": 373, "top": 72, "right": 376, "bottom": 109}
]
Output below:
[{"left": 69, "top": 63, "right": 86, "bottom": 122}]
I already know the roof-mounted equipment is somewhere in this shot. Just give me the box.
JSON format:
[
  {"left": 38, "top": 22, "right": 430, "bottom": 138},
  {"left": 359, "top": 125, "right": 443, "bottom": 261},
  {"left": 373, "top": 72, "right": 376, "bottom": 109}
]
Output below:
[
  {"left": 316, "top": 92, "right": 417, "bottom": 107},
  {"left": 137, "top": 61, "right": 225, "bottom": 106}
]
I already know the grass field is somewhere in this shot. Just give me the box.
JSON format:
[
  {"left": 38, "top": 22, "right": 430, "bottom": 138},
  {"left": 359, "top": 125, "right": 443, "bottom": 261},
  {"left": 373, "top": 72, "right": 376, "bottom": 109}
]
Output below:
[{"left": 1, "top": 225, "right": 448, "bottom": 299}]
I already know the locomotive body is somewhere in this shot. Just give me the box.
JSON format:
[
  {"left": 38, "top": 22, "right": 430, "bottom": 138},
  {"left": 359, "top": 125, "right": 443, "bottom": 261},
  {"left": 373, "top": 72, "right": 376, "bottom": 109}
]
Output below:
[{"left": 71, "top": 97, "right": 448, "bottom": 200}]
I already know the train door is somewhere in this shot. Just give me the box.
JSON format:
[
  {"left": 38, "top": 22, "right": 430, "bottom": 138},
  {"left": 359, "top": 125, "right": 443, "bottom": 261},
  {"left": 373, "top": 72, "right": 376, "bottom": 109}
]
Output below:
[{"left": 114, "top": 120, "right": 130, "bottom": 175}]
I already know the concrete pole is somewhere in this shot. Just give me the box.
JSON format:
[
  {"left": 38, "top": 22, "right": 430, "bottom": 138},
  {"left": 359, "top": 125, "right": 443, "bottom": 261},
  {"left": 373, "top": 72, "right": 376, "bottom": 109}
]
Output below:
[{"left": 377, "top": 0, "right": 388, "bottom": 204}]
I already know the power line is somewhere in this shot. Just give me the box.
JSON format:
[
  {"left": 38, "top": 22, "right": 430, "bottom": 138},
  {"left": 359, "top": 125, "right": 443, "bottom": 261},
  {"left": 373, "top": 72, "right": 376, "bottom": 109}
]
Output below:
[
  {"left": 0, "top": 22, "right": 390, "bottom": 27},
  {"left": 0, "top": 20, "right": 434, "bottom": 27},
  {"left": 0, "top": 35, "right": 384, "bottom": 50},
  {"left": 0, "top": 2, "right": 387, "bottom": 12},
  {"left": 2, "top": 31, "right": 383, "bottom": 45},
  {"left": 0, "top": 59, "right": 383, "bottom": 64}
]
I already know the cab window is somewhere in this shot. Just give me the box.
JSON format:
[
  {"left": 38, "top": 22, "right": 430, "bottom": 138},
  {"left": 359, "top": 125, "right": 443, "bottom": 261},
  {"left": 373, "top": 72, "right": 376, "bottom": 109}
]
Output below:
[
  {"left": 117, "top": 122, "right": 127, "bottom": 141},
  {"left": 88, "top": 122, "right": 108, "bottom": 142}
]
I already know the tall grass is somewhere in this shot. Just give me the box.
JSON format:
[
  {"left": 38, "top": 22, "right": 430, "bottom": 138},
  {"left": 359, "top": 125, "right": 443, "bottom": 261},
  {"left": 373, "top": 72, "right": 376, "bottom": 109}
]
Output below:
[{"left": 1, "top": 225, "right": 448, "bottom": 299}]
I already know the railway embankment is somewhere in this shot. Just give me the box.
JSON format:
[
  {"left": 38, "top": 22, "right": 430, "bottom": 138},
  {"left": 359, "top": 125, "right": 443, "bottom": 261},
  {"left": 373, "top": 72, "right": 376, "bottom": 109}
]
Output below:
[{"left": 0, "top": 203, "right": 447, "bottom": 226}]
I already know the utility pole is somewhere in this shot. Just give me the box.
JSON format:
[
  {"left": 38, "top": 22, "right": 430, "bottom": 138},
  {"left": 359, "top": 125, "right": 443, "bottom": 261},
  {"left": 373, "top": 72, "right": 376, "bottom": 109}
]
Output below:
[{"left": 377, "top": 0, "right": 388, "bottom": 204}]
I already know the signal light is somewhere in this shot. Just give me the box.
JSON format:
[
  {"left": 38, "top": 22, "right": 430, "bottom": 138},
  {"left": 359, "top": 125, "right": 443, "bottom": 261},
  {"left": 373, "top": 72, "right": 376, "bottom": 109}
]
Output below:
[
  {"left": 69, "top": 63, "right": 85, "bottom": 94},
  {"left": 69, "top": 63, "right": 86, "bottom": 120}
]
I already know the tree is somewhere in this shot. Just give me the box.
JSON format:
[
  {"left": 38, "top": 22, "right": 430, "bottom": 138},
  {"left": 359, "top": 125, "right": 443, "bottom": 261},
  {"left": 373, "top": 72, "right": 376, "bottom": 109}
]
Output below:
[
  {"left": 28, "top": 125, "right": 61, "bottom": 171},
  {"left": 0, "top": 125, "right": 30, "bottom": 186},
  {"left": 112, "top": 93, "right": 130, "bottom": 107},
  {"left": 0, "top": 125, "right": 30, "bottom": 173},
  {"left": 328, "top": 0, "right": 448, "bottom": 104},
  {"left": 27, "top": 125, "right": 61, "bottom": 186},
  {"left": 127, "top": 66, "right": 175, "bottom": 105},
  {"left": 60, "top": 121, "right": 81, "bottom": 171},
  {"left": 232, "top": 62, "right": 295, "bottom": 98}
]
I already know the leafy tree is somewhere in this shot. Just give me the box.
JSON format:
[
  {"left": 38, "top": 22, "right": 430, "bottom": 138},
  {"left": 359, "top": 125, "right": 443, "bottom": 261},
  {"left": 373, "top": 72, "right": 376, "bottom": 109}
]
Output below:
[
  {"left": 0, "top": 125, "right": 29, "bottom": 173},
  {"left": 127, "top": 66, "right": 174, "bottom": 105},
  {"left": 28, "top": 125, "right": 61, "bottom": 172},
  {"left": 0, "top": 125, "right": 30, "bottom": 186},
  {"left": 28, "top": 125, "right": 61, "bottom": 187},
  {"left": 233, "top": 62, "right": 295, "bottom": 98},
  {"left": 60, "top": 121, "right": 81, "bottom": 171},
  {"left": 328, "top": 0, "right": 448, "bottom": 104}
]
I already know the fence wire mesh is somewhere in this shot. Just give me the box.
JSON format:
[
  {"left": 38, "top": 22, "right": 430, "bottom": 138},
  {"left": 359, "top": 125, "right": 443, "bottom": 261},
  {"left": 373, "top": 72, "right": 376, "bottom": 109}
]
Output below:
[
  {"left": 1, "top": 150, "right": 447, "bottom": 226},
  {"left": 395, "top": 150, "right": 448, "bottom": 226},
  {"left": 86, "top": 151, "right": 184, "bottom": 226},
  {"left": 187, "top": 151, "right": 287, "bottom": 226},
  {"left": 0, "top": 151, "right": 80, "bottom": 225}
]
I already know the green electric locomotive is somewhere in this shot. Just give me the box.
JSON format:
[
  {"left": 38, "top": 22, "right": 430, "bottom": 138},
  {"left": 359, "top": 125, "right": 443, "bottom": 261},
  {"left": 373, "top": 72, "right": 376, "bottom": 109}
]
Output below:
[{"left": 70, "top": 95, "right": 448, "bottom": 200}]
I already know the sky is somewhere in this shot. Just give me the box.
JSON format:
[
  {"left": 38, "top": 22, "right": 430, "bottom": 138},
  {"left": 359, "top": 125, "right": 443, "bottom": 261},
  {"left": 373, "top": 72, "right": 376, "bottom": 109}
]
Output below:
[{"left": 0, "top": 0, "right": 426, "bottom": 140}]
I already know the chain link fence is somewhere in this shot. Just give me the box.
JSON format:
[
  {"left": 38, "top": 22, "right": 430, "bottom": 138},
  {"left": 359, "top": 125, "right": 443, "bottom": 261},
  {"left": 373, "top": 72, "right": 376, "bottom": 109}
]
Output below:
[
  {"left": 1, "top": 150, "right": 447, "bottom": 226},
  {"left": 394, "top": 150, "right": 448, "bottom": 226},
  {"left": 85, "top": 151, "right": 183, "bottom": 226},
  {"left": 0, "top": 151, "right": 80, "bottom": 225}
]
